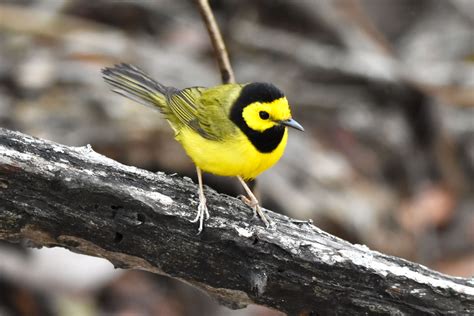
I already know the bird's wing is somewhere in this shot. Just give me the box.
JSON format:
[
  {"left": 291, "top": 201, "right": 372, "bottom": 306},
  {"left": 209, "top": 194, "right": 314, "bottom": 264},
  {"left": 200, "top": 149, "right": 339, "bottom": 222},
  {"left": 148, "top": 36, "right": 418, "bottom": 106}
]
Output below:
[
  {"left": 167, "top": 87, "right": 203, "bottom": 129},
  {"left": 169, "top": 85, "right": 241, "bottom": 140}
]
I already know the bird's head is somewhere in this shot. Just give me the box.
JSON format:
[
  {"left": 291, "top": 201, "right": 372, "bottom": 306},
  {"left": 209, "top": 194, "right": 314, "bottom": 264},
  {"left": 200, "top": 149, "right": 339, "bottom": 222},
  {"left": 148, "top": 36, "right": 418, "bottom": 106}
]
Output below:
[{"left": 231, "top": 82, "right": 304, "bottom": 133}]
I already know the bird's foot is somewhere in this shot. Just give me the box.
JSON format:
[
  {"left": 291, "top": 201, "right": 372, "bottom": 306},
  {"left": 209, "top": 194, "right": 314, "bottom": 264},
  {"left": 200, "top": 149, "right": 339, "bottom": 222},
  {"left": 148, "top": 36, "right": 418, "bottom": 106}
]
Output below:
[
  {"left": 238, "top": 194, "right": 271, "bottom": 228},
  {"left": 238, "top": 194, "right": 255, "bottom": 209},
  {"left": 190, "top": 195, "right": 209, "bottom": 234},
  {"left": 253, "top": 203, "right": 271, "bottom": 228}
]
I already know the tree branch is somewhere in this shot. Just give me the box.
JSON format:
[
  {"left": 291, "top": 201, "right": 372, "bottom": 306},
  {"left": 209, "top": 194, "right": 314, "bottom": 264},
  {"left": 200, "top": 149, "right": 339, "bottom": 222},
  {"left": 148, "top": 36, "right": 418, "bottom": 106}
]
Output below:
[
  {"left": 0, "top": 127, "right": 473, "bottom": 315},
  {"left": 194, "top": 0, "right": 235, "bottom": 84}
]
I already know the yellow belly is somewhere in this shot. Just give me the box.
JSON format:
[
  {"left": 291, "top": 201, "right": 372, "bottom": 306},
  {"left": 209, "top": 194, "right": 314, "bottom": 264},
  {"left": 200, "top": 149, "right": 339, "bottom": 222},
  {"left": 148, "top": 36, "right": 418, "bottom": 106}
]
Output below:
[{"left": 176, "top": 128, "right": 288, "bottom": 180}]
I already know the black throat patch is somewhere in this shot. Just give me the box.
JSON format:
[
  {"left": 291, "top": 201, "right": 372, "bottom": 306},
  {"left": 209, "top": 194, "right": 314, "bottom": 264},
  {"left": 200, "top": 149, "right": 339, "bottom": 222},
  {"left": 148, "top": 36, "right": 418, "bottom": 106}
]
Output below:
[{"left": 230, "top": 83, "right": 286, "bottom": 153}]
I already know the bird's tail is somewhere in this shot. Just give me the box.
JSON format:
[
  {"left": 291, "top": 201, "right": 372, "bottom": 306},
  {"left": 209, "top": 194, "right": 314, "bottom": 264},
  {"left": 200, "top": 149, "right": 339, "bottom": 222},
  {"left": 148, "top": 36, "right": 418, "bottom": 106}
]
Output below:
[{"left": 101, "top": 63, "right": 176, "bottom": 113}]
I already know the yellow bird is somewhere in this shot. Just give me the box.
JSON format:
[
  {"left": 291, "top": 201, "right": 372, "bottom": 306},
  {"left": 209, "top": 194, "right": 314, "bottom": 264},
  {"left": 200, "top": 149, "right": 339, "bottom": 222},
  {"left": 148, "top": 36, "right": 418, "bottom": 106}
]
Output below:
[{"left": 102, "top": 63, "right": 304, "bottom": 232}]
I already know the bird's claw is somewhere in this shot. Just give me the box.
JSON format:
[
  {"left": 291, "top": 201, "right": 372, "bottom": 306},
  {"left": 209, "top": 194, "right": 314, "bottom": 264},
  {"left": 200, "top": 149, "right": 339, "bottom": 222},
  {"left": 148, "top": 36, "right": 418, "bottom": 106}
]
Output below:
[
  {"left": 191, "top": 196, "right": 209, "bottom": 234},
  {"left": 238, "top": 194, "right": 257, "bottom": 218},
  {"left": 238, "top": 194, "right": 271, "bottom": 228},
  {"left": 254, "top": 204, "right": 271, "bottom": 228}
]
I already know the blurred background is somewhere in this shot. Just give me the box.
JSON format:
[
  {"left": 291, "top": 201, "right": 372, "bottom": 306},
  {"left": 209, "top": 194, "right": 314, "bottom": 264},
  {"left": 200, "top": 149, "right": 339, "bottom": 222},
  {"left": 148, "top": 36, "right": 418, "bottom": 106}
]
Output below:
[{"left": 0, "top": 0, "right": 473, "bottom": 315}]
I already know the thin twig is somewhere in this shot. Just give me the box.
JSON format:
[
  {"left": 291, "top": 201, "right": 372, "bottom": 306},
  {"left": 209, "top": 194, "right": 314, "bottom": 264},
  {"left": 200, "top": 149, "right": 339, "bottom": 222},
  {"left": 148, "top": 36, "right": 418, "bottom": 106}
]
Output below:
[{"left": 194, "top": 0, "right": 235, "bottom": 84}]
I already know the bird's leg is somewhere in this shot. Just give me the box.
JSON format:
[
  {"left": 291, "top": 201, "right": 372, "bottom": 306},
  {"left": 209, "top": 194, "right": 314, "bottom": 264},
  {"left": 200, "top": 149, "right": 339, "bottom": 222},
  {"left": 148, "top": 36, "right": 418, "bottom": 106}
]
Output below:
[
  {"left": 191, "top": 167, "right": 209, "bottom": 233},
  {"left": 237, "top": 176, "right": 271, "bottom": 228}
]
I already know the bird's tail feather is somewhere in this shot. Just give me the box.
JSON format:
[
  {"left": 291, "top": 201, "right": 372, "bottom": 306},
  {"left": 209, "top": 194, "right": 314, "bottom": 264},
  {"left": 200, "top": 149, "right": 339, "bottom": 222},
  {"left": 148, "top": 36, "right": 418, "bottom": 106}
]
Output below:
[{"left": 101, "top": 63, "right": 175, "bottom": 112}]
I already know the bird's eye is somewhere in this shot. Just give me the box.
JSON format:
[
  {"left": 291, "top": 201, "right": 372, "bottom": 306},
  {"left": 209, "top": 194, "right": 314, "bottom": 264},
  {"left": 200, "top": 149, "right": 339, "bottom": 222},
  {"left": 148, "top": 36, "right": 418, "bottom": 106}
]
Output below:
[{"left": 259, "top": 111, "right": 270, "bottom": 120}]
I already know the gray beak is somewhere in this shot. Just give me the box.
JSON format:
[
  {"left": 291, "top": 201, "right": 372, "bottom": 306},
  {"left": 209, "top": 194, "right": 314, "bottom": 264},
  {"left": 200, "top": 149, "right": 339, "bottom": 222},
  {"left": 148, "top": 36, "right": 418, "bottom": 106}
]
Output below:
[{"left": 280, "top": 118, "right": 304, "bottom": 131}]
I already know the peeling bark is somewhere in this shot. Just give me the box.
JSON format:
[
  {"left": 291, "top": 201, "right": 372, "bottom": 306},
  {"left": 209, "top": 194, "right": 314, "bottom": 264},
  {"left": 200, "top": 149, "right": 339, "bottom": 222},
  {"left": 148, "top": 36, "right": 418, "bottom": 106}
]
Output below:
[{"left": 0, "top": 128, "right": 473, "bottom": 315}]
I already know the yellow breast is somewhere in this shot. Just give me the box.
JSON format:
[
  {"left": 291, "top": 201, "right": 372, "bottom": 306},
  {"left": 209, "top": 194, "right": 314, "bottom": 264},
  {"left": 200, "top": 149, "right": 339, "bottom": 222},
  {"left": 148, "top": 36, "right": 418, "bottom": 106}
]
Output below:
[{"left": 176, "top": 127, "right": 288, "bottom": 180}]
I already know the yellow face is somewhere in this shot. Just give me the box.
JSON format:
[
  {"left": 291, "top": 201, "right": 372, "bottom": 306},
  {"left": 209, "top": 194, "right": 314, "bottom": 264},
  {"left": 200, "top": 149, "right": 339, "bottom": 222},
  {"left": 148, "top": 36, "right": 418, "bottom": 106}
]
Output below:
[{"left": 242, "top": 97, "right": 292, "bottom": 132}]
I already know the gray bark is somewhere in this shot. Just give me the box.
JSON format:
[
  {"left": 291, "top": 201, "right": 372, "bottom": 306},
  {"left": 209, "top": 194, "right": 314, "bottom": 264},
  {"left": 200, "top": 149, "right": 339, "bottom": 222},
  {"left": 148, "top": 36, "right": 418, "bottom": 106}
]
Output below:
[{"left": 0, "top": 127, "right": 473, "bottom": 315}]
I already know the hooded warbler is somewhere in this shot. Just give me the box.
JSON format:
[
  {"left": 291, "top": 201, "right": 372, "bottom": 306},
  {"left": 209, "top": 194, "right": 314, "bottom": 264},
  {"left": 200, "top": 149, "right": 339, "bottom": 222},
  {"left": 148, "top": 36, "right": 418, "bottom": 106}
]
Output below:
[{"left": 102, "top": 63, "right": 304, "bottom": 233}]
